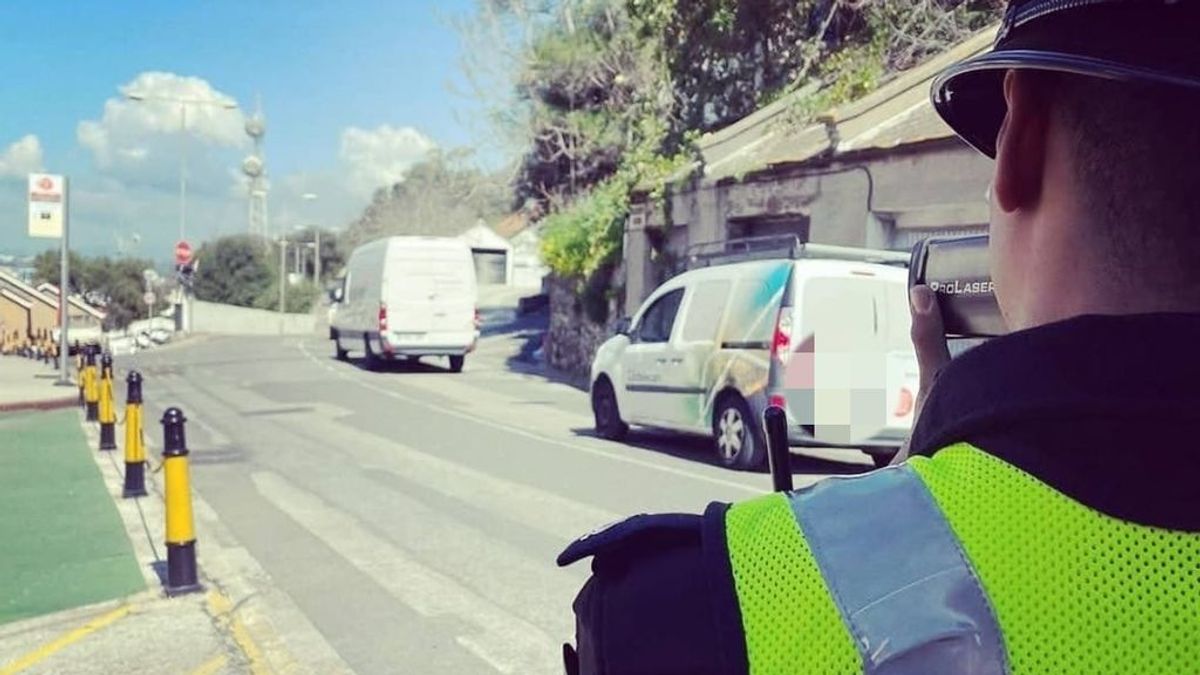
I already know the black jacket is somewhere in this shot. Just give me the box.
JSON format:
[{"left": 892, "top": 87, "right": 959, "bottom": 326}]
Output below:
[{"left": 558, "top": 313, "right": 1200, "bottom": 674}]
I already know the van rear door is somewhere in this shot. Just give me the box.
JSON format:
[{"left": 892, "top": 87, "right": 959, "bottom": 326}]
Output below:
[
  {"left": 787, "top": 273, "right": 894, "bottom": 445},
  {"left": 882, "top": 280, "right": 919, "bottom": 434},
  {"left": 385, "top": 249, "right": 476, "bottom": 341}
]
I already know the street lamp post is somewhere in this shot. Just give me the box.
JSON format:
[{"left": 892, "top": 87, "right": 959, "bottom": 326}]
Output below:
[
  {"left": 302, "top": 193, "right": 320, "bottom": 286},
  {"left": 278, "top": 237, "right": 288, "bottom": 317},
  {"left": 124, "top": 93, "right": 238, "bottom": 243},
  {"left": 125, "top": 92, "right": 237, "bottom": 334}
]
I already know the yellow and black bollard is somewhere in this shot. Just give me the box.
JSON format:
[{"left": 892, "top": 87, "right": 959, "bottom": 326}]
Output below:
[
  {"left": 122, "top": 371, "right": 148, "bottom": 498},
  {"left": 162, "top": 407, "right": 201, "bottom": 595},
  {"left": 83, "top": 345, "right": 100, "bottom": 421},
  {"left": 75, "top": 348, "right": 85, "bottom": 407},
  {"left": 98, "top": 353, "right": 118, "bottom": 450}
]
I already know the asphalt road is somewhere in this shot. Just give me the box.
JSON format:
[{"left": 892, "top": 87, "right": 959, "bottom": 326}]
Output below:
[{"left": 117, "top": 329, "right": 874, "bottom": 675}]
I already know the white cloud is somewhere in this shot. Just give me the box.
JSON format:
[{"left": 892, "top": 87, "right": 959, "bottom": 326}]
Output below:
[
  {"left": 339, "top": 125, "right": 435, "bottom": 198},
  {"left": 66, "top": 71, "right": 444, "bottom": 257},
  {"left": 77, "top": 71, "right": 244, "bottom": 173},
  {"left": 0, "top": 135, "right": 44, "bottom": 178}
]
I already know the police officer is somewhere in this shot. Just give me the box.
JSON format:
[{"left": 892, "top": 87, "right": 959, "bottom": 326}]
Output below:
[{"left": 559, "top": 1, "right": 1200, "bottom": 672}]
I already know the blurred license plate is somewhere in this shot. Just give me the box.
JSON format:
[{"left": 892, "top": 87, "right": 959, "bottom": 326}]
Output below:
[{"left": 394, "top": 332, "right": 424, "bottom": 341}]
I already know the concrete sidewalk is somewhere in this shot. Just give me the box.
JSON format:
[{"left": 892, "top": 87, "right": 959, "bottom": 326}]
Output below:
[
  {"left": 0, "top": 356, "right": 76, "bottom": 412},
  {"left": 0, "top": 408, "right": 281, "bottom": 674}
]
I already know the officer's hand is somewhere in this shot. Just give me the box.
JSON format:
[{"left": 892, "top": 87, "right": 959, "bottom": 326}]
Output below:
[{"left": 893, "top": 285, "right": 951, "bottom": 464}]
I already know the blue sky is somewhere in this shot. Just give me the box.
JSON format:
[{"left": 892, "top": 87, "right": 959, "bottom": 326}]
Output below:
[{"left": 0, "top": 0, "right": 506, "bottom": 261}]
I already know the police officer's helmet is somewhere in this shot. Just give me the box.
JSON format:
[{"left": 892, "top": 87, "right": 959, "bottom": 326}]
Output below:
[{"left": 933, "top": 0, "right": 1200, "bottom": 158}]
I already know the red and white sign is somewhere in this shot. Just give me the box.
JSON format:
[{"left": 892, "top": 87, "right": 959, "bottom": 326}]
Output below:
[
  {"left": 175, "top": 240, "right": 193, "bottom": 266},
  {"left": 28, "top": 173, "right": 66, "bottom": 239}
]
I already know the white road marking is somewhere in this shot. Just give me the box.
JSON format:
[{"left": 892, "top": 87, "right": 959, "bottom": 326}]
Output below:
[
  {"left": 296, "top": 340, "right": 763, "bottom": 496},
  {"left": 297, "top": 412, "right": 621, "bottom": 539},
  {"left": 251, "top": 470, "right": 561, "bottom": 675}
]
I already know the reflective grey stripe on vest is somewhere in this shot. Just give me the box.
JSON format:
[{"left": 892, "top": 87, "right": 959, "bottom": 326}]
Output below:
[{"left": 789, "top": 465, "right": 1009, "bottom": 675}]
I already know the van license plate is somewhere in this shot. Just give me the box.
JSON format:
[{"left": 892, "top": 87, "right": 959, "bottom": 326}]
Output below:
[{"left": 394, "top": 333, "right": 423, "bottom": 341}]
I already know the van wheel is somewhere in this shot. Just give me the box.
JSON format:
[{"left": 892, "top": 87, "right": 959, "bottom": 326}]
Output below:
[
  {"left": 333, "top": 331, "right": 348, "bottom": 361},
  {"left": 363, "top": 337, "right": 381, "bottom": 371},
  {"left": 592, "top": 379, "right": 628, "bottom": 441},
  {"left": 448, "top": 355, "right": 465, "bottom": 373},
  {"left": 713, "top": 395, "right": 765, "bottom": 470}
]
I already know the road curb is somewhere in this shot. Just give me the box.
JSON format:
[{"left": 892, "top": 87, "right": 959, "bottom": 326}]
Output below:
[
  {"left": 91, "top": 364, "right": 353, "bottom": 674},
  {"left": 0, "top": 396, "right": 79, "bottom": 414}
]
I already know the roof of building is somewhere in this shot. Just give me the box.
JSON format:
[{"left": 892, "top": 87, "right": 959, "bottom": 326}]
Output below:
[
  {"left": 0, "top": 273, "right": 106, "bottom": 319},
  {"left": 493, "top": 212, "right": 532, "bottom": 239},
  {"left": 1, "top": 288, "right": 34, "bottom": 309},
  {"left": 31, "top": 281, "right": 107, "bottom": 319},
  {"left": 0, "top": 270, "right": 59, "bottom": 308},
  {"left": 459, "top": 221, "right": 513, "bottom": 252},
  {"left": 653, "top": 25, "right": 997, "bottom": 190}
]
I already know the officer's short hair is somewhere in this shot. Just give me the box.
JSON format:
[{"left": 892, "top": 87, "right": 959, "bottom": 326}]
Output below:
[{"left": 1052, "top": 73, "right": 1200, "bottom": 288}]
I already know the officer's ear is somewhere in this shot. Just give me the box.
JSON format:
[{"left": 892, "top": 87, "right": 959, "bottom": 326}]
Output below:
[{"left": 994, "top": 69, "right": 1054, "bottom": 214}]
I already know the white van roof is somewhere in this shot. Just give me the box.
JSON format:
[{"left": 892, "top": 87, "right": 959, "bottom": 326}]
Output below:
[
  {"left": 354, "top": 236, "right": 470, "bottom": 253},
  {"left": 386, "top": 236, "right": 469, "bottom": 249},
  {"left": 672, "top": 256, "right": 907, "bottom": 286}
]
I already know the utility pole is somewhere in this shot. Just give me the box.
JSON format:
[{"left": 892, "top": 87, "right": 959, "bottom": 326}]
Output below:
[
  {"left": 125, "top": 92, "right": 237, "bottom": 334},
  {"left": 278, "top": 239, "right": 287, "bottom": 315},
  {"left": 314, "top": 230, "right": 321, "bottom": 285},
  {"left": 58, "top": 178, "right": 71, "bottom": 386}
]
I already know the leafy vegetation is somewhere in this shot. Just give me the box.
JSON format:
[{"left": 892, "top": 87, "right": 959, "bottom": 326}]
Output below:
[
  {"left": 192, "top": 235, "right": 275, "bottom": 309},
  {"left": 341, "top": 149, "right": 511, "bottom": 250},
  {"left": 192, "top": 232, "right": 343, "bottom": 313},
  {"left": 32, "top": 251, "right": 154, "bottom": 331},
  {"left": 459, "top": 0, "right": 1001, "bottom": 316}
]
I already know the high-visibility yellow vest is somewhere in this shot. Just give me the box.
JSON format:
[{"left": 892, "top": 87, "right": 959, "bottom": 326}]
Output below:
[{"left": 725, "top": 444, "right": 1200, "bottom": 674}]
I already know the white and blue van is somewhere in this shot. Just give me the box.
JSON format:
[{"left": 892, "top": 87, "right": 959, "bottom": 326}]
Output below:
[{"left": 589, "top": 238, "right": 918, "bottom": 469}]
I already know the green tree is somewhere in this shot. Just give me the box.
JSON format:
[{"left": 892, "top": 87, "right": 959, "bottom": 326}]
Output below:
[
  {"left": 32, "top": 251, "right": 154, "bottom": 331},
  {"left": 342, "top": 149, "right": 511, "bottom": 249},
  {"left": 286, "top": 227, "right": 346, "bottom": 287},
  {"left": 460, "top": 0, "right": 1002, "bottom": 320},
  {"left": 192, "top": 234, "right": 275, "bottom": 308}
]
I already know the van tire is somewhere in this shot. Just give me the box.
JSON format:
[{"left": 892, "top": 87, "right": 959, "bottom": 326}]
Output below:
[
  {"left": 449, "top": 355, "right": 465, "bottom": 373},
  {"left": 713, "top": 394, "right": 765, "bottom": 471},
  {"left": 332, "top": 331, "right": 349, "bottom": 361},
  {"left": 592, "top": 379, "right": 628, "bottom": 441},
  {"left": 363, "top": 336, "right": 382, "bottom": 371}
]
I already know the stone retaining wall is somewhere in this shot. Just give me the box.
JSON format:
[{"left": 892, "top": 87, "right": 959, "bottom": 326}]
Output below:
[{"left": 544, "top": 275, "right": 614, "bottom": 378}]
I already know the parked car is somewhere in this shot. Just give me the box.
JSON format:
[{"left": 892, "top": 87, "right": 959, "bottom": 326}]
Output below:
[
  {"left": 589, "top": 238, "right": 919, "bottom": 470},
  {"left": 108, "top": 335, "right": 139, "bottom": 356},
  {"left": 134, "top": 332, "right": 153, "bottom": 349},
  {"left": 148, "top": 328, "right": 172, "bottom": 344},
  {"left": 330, "top": 236, "right": 479, "bottom": 372}
]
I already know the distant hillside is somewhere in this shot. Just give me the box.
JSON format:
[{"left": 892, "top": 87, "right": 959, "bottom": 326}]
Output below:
[{"left": 342, "top": 149, "right": 512, "bottom": 248}]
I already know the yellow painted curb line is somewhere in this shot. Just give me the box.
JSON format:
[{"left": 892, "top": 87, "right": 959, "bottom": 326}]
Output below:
[
  {"left": 0, "top": 605, "right": 132, "bottom": 674},
  {"left": 206, "top": 590, "right": 269, "bottom": 674}
]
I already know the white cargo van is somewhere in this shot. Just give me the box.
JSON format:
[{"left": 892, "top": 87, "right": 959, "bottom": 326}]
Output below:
[
  {"left": 589, "top": 237, "right": 919, "bottom": 469},
  {"left": 330, "top": 236, "right": 479, "bottom": 372}
]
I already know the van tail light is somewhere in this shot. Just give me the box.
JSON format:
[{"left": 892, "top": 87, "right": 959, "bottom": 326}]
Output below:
[
  {"left": 768, "top": 393, "right": 787, "bottom": 409},
  {"left": 378, "top": 303, "right": 388, "bottom": 332},
  {"left": 772, "top": 310, "right": 793, "bottom": 364},
  {"left": 894, "top": 386, "right": 914, "bottom": 418},
  {"left": 474, "top": 308, "right": 482, "bottom": 329}
]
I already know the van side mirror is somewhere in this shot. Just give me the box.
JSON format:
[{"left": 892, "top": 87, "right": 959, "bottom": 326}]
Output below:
[
  {"left": 330, "top": 286, "right": 344, "bottom": 303},
  {"left": 614, "top": 317, "right": 632, "bottom": 336}
]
